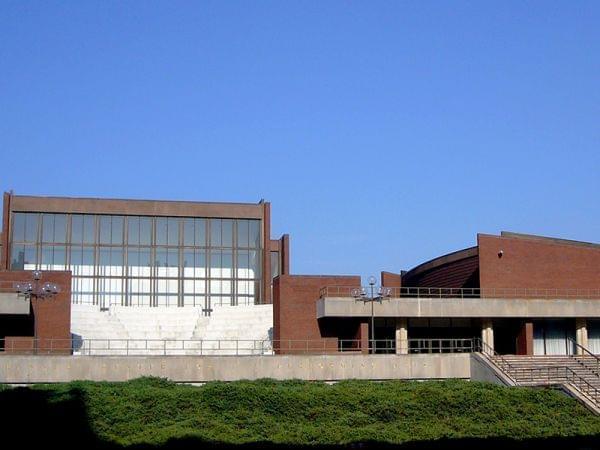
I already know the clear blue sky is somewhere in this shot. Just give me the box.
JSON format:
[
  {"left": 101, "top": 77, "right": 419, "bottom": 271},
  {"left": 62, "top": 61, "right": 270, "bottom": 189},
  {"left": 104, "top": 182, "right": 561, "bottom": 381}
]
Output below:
[{"left": 1, "top": 2, "right": 598, "bottom": 278}]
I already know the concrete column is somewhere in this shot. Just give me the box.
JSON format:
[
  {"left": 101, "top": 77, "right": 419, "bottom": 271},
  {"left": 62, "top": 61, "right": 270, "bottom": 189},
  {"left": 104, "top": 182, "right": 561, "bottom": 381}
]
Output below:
[
  {"left": 395, "top": 318, "right": 408, "bottom": 355},
  {"left": 576, "top": 318, "right": 588, "bottom": 355},
  {"left": 481, "top": 319, "right": 494, "bottom": 354}
]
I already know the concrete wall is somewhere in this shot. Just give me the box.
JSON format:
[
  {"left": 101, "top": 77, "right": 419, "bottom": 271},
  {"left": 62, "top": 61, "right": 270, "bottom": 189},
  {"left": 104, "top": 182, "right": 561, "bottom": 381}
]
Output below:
[
  {"left": 318, "top": 297, "right": 600, "bottom": 318},
  {"left": 469, "top": 353, "right": 514, "bottom": 386},
  {"left": 0, "top": 353, "right": 471, "bottom": 383}
]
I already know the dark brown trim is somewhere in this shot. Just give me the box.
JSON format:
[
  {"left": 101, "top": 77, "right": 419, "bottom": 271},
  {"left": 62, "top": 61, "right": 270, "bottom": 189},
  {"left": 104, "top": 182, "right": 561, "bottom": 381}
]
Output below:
[
  {"left": 280, "top": 234, "right": 290, "bottom": 275},
  {"left": 261, "top": 201, "right": 271, "bottom": 304},
  {"left": 1, "top": 192, "right": 11, "bottom": 270},
  {"left": 10, "top": 195, "right": 263, "bottom": 219}
]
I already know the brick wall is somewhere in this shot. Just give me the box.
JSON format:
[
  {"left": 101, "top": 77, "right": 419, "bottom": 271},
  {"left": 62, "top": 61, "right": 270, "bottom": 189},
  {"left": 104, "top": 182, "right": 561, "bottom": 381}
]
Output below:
[
  {"left": 0, "top": 270, "right": 71, "bottom": 354},
  {"left": 478, "top": 234, "right": 600, "bottom": 292},
  {"left": 273, "top": 274, "right": 361, "bottom": 354}
]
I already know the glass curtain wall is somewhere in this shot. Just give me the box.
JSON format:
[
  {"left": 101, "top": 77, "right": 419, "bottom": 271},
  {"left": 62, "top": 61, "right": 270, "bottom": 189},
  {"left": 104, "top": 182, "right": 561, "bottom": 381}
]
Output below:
[
  {"left": 10, "top": 212, "right": 262, "bottom": 308},
  {"left": 533, "top": 320, "right": 576, "bottom": 355}
]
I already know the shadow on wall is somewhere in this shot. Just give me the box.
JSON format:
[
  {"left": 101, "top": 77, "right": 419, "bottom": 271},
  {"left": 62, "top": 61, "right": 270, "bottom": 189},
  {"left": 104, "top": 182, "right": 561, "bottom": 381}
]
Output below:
[{"left": 0, "top": 386, "right": 597, "bottom": 450}]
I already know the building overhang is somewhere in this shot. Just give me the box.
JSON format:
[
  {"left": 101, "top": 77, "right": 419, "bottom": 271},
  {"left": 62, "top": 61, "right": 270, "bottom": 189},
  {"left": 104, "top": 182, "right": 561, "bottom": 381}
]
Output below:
[
  {"left": 317, "top": 297, "right": 600, "bottom": 319},
  {"left": 0, "top": 293, "right": 30, "bottom": 315}
]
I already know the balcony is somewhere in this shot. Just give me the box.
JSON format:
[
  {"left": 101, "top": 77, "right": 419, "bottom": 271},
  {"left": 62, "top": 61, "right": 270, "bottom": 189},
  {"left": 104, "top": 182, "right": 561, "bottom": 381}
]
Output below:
[{"left": 316, "top": 286, "right": 600, "bottom": 319}]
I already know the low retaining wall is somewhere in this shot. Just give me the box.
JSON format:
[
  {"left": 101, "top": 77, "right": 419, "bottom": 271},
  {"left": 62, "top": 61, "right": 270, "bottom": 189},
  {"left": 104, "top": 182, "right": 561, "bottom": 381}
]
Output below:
[{"left": 0, "top": 353, "right": 470, "bottom": 384}]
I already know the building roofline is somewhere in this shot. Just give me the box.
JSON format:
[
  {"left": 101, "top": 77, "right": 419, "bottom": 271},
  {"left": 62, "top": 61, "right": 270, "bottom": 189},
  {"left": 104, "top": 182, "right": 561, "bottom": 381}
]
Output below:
[
  {"left": 7, "top": 192, "right": 264, "bottom": 208},
  {"left": 403, "top": 246, "right": 479, "bottom": 280},
  {"left": 5, "top": 192, "right": 267, "bottom": 219},
  {"left": 485, "top": 231, "right": 600, "bottom": 250}
]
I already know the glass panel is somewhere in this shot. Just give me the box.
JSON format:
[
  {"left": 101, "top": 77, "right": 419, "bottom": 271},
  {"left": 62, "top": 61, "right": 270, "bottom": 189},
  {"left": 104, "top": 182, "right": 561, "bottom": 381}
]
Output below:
[
  {"left": 210, "top": 219, "right": 221, "bottom": 247},
  {"left": 167, "top": 218, "right": 179, "bottom": 245},
  {"left": 222, "top": 219, "right": 233, "bottom": 247},
  {"left": 155, "top": 249, "right": 167, "bottom": 267},
  {"left": 139, "top": 217, "right": 152, "bottom": 245},
  {"left": 249, "top": 250, "right": 260, "bottom": 278},
  {"left": 42, "top": 214, "right": 54, "bottom": 243},
  {"left": 25, "top": 213, "right": 39, "bottom": 242},
  {"left": 53, "top": 245, "right": 66, "bottom": 269},
  {"left": 81, "top": 247, "right": 95, "bottom": 276},
  {"left": 222, "top": 250, "right": 233, "bottom": 278},
  {"left": 23, "top": 245, "right": 36, "bottom": 270},
  {"left": 41, "top": 245, "right": 53, "bottom": 268},
  {"left": 10, "top": 244, "right": 23, "bottom": 269},
  {"left": 237, "top": 220, "right": 249, "bottom": 248},
  {"left": 128, "top": 217, "right": 139, "bottom": 245},
  {"left": 271, "top": 251, "right": 280, "bottom": 279},
  {"left": 183, "top": 218, "right": 195, "bottom": 246},
  {"left": 70, "top": 246, "right": 83, "bottom": 273},
  {"left": 111, "top": 247, "right": 123, "bottom": 268},
  {"left": 195, "top": 219, "right": 206, "bottom": 247},
  {"left": 210, "top": 250, "right": 221, "bottom": 278},
  {"left": 249, "top": 220, "right": 260, "bottom": 248},
  {"left": 237, "top": 250, "right": 249, "bottom": 278},
  {"left": 54, "top": 215, "right": 67, "bottom": 243},
  {"left": 12, "top": 213, "right": 25, "bottom": 242},
  {"left": 111, "top": 216, "right": 123, "bottom": 244},
  {"left": 99, "top": 248, "right": 111, "bottom": 267},
  {"left": 71, "top": 215, "right": 84, "bottom": 244},
  {"left": 156, "top": 218, "right": 167, "bottom": 246},
  {"left": 13, "top": 212, "right": 38, "bottom": 243},
  {"left": 183, "top": 249, "right": 194, "bottom": 277},
  {"left": 83, "top": 215, "right": 95, "bottom": 244},
  {"left": 99, "top": 216, "right": 111, "bottom": 244}
]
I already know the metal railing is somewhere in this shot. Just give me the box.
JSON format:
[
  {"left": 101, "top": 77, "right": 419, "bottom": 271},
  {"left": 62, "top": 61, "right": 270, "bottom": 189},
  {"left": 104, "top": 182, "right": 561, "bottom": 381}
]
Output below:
[
  {"left": 408, "top": 338, "right": 475, "bottom": 353},
  {"left": 319, "top": 286, "right": 600, "bottom": 300},
  {"left": 510, "top": 365, "right": 600, "bottom": 408},
  {"left": 474, "top": 338, "right": 600, "bottom": 408},
  {"left": 568, "top": 337, "right": 600, "bottom": 376},
  {"left": 0, "top": 337, "right": 480, "bottom": 357}
]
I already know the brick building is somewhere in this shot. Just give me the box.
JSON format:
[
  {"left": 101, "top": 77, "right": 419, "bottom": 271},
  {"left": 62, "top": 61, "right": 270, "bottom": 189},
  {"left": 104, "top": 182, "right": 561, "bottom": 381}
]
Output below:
[
  {"left": 284, "top": 232, "right": 600, "bottom": 356},
  {"left": 0, "top": 191, "right": 598, "bottom": 357}
]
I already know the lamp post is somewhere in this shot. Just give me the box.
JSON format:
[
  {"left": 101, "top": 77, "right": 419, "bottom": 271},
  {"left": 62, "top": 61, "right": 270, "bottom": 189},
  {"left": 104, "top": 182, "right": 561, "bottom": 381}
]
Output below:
[
  {"left": 352, "top": 276, "right": 392, "bottom": 354},
  {"left": 13, "top": 270, "right": 61, "bottom": 300}
]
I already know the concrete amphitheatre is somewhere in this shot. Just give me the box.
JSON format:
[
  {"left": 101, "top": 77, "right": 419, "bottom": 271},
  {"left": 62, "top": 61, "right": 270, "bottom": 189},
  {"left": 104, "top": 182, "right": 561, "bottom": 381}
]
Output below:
[{"left": 1, "top": 193, "right": 600, "bottom": 448}]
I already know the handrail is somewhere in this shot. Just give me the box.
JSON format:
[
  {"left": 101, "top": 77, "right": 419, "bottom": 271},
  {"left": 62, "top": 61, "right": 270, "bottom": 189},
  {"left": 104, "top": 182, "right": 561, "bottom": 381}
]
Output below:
[
  {"left": 474, "top": 339, "right": 599, "bottom": 407},
  {"left": 0, "top": 337, "right": 478, "bottom": 356},
  {"left": 473, "top": 337, "right": 519, "bottom": 384},
  {"left": 567, "top": 337, "right": 600, "bottom": 377},
  {"left": 319, "top": 286, "right": 600, "bottom": 300},
  {"left": 512, "top": 365, "right": 599, "bottom": 408}
]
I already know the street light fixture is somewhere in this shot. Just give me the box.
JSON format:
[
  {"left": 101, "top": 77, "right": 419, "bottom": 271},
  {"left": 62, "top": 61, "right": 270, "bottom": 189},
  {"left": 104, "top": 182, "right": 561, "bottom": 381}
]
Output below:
[
  {"left": 13, "top": 270, "right": 61, "bottom": 300},
  {"left": 351, "top": 276, "right": 392, "bottom": 354}
]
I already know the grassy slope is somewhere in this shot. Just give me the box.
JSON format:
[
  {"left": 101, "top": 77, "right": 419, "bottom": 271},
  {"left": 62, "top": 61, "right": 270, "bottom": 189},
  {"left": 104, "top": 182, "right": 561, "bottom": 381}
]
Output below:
[{"left": 3, "top": 378, "right": 600, "bottom": 447}]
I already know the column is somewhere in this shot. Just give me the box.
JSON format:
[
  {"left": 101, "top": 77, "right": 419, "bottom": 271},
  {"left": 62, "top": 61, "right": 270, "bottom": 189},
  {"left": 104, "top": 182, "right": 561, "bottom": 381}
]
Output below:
[
  {"left": 481, "top": 319, "right": 494, "bottom": 354},
  {"left": 576, "top": 318, "right": 588, "bottom": 355},
  {"left": 359, "top": 322, "right": 369, "bottom": 355},
  {"left": 395, "top": 318, "right": 408, "bottom": 355}
]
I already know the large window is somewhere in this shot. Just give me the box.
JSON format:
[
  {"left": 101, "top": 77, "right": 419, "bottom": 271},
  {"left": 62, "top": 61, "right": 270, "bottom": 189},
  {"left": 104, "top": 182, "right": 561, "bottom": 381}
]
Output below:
[{"left": 10, "top": 212, "right": 262, "bottom": 308}]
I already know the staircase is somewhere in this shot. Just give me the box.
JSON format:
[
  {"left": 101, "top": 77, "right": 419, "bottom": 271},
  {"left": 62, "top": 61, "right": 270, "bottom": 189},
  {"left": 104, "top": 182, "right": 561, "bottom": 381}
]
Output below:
[{"left": 481, "top": 344, "right": 600, "bottom": 414}]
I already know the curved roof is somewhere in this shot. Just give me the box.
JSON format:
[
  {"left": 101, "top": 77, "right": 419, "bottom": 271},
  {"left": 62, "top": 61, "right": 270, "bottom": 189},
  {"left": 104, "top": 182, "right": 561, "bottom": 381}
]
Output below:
[{"left": 403, "top": 246, "right": 478, "bottom": 286}]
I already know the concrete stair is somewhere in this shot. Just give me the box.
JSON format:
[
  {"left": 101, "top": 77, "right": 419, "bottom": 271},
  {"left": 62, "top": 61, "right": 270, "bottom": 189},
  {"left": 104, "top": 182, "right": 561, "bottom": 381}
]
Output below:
[
  {"left": 491, "top": 354, "right": 600, "bottom": 413},
  {"left": 192, "top": 304, "right": 273, "bottom": 355}
]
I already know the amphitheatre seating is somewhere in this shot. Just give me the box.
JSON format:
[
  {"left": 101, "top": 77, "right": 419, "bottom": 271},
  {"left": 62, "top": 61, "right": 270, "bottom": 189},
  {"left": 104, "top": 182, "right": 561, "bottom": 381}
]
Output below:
[{"left": 70, "top": 303, "right": 273, "bottom": 356}]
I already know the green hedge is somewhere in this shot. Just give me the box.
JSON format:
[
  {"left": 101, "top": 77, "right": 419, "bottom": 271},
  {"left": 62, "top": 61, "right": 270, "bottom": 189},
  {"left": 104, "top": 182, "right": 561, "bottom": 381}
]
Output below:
[{"left": 2, "top": 378, "right": 599, "bottom": 447}]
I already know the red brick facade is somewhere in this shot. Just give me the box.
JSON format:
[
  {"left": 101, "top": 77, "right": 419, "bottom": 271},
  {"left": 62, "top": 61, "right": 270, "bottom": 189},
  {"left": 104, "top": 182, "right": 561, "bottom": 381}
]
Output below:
[
  {"left": 273, "top": 274, "right": 361, "bottom": 354},
  {"left": 478, "top": 233, "right": 600, "bottom": 291},
  {"left": 0, "top": 270, "right": 71, "bottom": 354}
]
